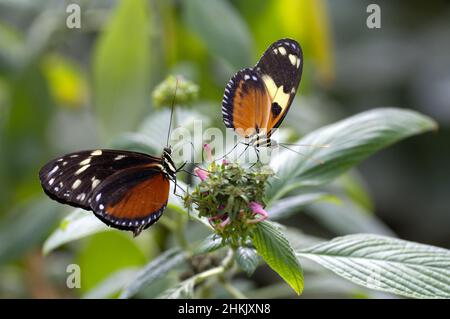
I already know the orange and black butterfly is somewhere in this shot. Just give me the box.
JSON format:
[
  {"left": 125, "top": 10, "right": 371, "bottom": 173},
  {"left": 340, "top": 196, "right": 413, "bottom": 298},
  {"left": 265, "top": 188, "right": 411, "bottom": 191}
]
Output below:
[
  {"left": 39, "top": 147, "right": 179, "bottom": 236},
  {"left": 222, "top": 38, "right": 303, "bottom": 148}
]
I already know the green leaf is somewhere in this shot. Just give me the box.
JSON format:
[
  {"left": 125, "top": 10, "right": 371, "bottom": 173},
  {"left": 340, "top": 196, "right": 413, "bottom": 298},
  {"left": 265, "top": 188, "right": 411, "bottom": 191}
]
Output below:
[
  {"left": 76, "top": 231, "right": 147, "bottom": 293},
  {"left": 93, "top": 0, "right": 151, "bottom": 141},
  {"left": 158, "top": 277, "right": 196, "bottom": 299},
  {"left": 298, "top": 234, "right": 450, "bottom": 299},
  {"left": 236, "top": 246, "right": 259, "bottom": 276},
  {"left": 83, "top": 268, "right": 139, "bottom": 299},
  {"left": 119, "top": 248, "right": 187, "bottom": 299},
  {"left": 252, "top": 221, "right": 304, "bottom": 295},
  {"left": 183, "top": 0, "right": 253, "bottom": 69},
  {"left": 306, "top": 199, "right": 396, "bottom": 236},
  {"left": 0, "top": 198, "right": 59, "bottom": 264},
  {"left": 43, "top": 209, "right": 109, "bottom": 255},
  {"left": 194, "top": 234, "right": 224, "bottom": 254},
  {"left": 269, "top": 108, "right": 437, "bottom": 200},
  {"left": 268, "top": 192, "right": 331, "bottom": 220}
]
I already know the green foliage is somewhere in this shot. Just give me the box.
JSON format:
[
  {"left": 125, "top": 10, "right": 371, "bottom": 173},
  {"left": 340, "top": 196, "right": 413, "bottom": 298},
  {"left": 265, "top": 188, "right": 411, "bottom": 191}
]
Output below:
[
  {"left": 0, "top": 0, "right": 447, "bottom": 300},
  {"left": 298, "top": 234, "right": 450, "bottom": 299},
  {"left": 252, "top": 221, "right": 304, "bottom": 295},
  {"left": 269, "top": 108, "right": 438, "bottom": 201},
  {"left": 93, "top": 0, "right": 151, "bottom": 141},
  {"left": 152, "top": 75, "right": 199, "bottom": 108}
]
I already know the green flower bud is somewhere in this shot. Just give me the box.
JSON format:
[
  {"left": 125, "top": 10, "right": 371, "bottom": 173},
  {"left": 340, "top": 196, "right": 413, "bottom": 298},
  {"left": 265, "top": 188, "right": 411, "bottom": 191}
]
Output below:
[{"left": 152, "top": 75, "right": 199, "bottom": 108}]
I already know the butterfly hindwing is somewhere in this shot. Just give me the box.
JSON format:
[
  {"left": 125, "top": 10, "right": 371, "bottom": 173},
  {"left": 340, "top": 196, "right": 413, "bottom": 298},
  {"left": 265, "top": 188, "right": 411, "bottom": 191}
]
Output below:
[
  {"left": 222, "top": 68, "right": 271, "bottom": 138},
  {"left": 38, "top": 149, "right": 161, "bottom": 210},
  {"left": 90, "top": 165, "right": 170, "bottom": 235}
]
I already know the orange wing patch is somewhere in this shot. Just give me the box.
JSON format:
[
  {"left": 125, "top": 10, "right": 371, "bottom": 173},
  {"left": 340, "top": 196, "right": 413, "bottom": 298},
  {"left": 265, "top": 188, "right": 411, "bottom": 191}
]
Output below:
[{"left": 105, "top": 173, "right": 169, "bottom": 220}]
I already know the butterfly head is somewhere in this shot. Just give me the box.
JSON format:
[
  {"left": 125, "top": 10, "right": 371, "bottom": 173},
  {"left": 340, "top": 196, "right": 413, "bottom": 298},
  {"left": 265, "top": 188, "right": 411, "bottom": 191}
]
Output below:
[{"left": 162, "top": 147, "right": 176, "bottom": 180}]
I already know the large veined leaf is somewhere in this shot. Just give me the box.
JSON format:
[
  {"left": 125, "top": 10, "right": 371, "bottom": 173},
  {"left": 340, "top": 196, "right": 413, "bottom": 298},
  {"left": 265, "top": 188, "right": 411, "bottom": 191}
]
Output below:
[
  {"left": 269, "top": 108, "right": 437, "bottom": 200},
  {"left": 306, "top": 199, "right": 396, "bottom": 236},
  {"left": 252, "top": 221, "right": 304, "bottom": 295},
  {"left": 93, "top": 0, "right": 151, "bottom": 141},
  {"left": 119, "top": 248, "right": 187, "bottom": 299},
  {"left": 183, "top": 0, "right": 253, "bottom": 69},
  {"left": 297, "top": 234, "right": 450, "bottom": 299}
]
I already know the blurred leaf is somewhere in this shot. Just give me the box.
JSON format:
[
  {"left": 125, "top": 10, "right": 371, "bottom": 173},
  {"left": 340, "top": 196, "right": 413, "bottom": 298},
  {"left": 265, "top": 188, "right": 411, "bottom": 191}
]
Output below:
[
  {"left": 93, "top": 0, "right": 151, "bottom": 141},
  {"left": 119, "top": 248, "right": 187, "bottom": 299},
  {"left": 252, "top": 221, "right": 304, "bottom": 295},
  {"left": 43, "top": 209, "right": 109, "bottom": 255},
  {"left": 83, "top": 268, "right": 138, "bottom": 299},
  {"left": 194, "top": 234, "right": 224, "bottom": 254},
  {"left": 183, "top": 0, "right": 253, "bottom": 69},
  {"left": 269, "top": 108, "right": 437, "bottom": 201},
  {"left": 306, "top": 199, "right": 396, "bottom": 236},
  {"left": 267, "top": 192, "right": 332, "bottom": 220},
  {"left": 0, "top": 198, "right": 59, "bottom": 264},
  {"left": 76, "top": 231, "right": 147, "bottom": 293},
  {"left": 158, "top": 276, "right": 195, "bottom": 299},
  {"left": 283, "top": 227, "right": 325, "bottom": 252},
  {"left": 331, "top": 172, "right": 374, "bottom": 212},
  {"left": 41, "top": 54, "right": 88, "bottom": 108},
  {"left": 298, "top": 234, "right": 450, "bottom": 299},
  {"left": 235, "top": 246, "right": 259, "bottom": 276}
]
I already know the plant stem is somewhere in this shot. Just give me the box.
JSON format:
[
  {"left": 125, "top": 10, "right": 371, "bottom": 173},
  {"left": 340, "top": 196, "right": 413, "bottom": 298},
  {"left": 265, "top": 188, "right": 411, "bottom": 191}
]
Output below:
[{"left": 222, "top": 280, "right": 248, "bottom": 299}]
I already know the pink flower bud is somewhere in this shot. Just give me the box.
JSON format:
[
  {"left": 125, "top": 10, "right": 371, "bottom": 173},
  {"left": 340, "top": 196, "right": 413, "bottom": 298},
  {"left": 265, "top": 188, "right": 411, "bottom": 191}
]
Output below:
[
  {"left": 247, "top": 201, "right": 268, "bottom": 224},
  {"left": 194, "top": 167, "right": 209, "bottom": 181}
]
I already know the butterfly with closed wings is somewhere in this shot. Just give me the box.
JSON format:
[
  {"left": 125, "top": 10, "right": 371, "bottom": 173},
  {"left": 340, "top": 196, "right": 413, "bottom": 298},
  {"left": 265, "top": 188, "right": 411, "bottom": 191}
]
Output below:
[{"left": 222, "top": 38, "right": 303, "bottom": 150}]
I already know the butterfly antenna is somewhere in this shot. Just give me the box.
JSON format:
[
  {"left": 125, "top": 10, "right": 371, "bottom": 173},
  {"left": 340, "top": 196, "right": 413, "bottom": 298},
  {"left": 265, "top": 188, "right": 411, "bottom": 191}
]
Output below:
[
  {"left": 166, "top": 77, "right": 180, "bottom": 148},
  {"left": 279, "top": 143, "right": 324, "bottom": 165},
  {"left": 279, "top": 142, "right": 330, "bottom": 149}
]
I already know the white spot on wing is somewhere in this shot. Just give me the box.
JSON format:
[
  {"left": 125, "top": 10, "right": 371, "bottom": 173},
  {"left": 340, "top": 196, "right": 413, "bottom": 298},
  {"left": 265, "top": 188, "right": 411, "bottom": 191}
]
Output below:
[
  {"left": 291, "top": 87, "right": 296, "bottom": 94},
  {"left": 289, "top": 54, "right": 297, "bottom": 66},
  {"left": 76, "top": 193, "right": 86, "bottom": 201},
  {"left": 91, "top": 150, "right": 102, "bottom": 156},
  {"left": 252, "top": 75, "right": 258, "bottom": 81},
  {"left": 273, "top": 48, "right": 279, "bottom": 54},
  {"left": 99, "top": 204, "right": 104, "bottom": 210},
  {"left": 296, "top": 57, "right": 301, "bottom": 68},
  {"left": 92, "top": 178, "right": 100, "bottom": 189},
  {"left": 75, "top": 164, "right": 90, "bottom": 175},
  {"left": 278, "top": 47, "right": 287, "bottom": 55},
  {"left": 244, "top": 74, "right": 250, "bottom": 80},
  {"left": 70, "top": 154, "right": 79, "bottom": 158},
  {"left": 114, "top": 155, "right": 126, "bottom": 161},
  {"left": 49, "top": 178, "right": 55, "bottom": 185},
  {"left": 80, "top": 158, "right": 91, "bottom": 165},
  {"left": 96, "top": 193, "right": 102, "bottom": 202},
  {"left": 72, "top": 179, "right": 82, "bottom": 189},
  {"left": 48, "top": 166, "right": 59, "bottom": 176}
]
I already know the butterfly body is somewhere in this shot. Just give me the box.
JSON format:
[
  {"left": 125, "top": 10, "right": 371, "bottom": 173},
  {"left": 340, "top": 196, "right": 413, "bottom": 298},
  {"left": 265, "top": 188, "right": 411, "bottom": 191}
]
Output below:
[
  {"left": 222, "top": 38, "right": 303, "bottom": 148},
  {"left": 39, "top": 147, "right": 176, "bottom": 236}
]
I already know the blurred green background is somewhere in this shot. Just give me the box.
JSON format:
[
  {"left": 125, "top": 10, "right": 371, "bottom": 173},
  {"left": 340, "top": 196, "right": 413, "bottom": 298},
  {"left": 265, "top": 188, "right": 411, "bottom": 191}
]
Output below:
[{"left": 0, "top": 0, "right": 449, "bottom": 298}]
